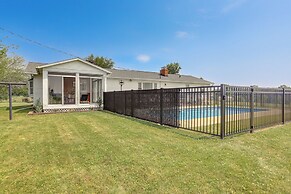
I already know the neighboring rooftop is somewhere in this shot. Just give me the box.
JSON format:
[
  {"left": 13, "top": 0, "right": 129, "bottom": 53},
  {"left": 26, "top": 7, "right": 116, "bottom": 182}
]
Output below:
[
  {"left": 25, "top": 62, "right": 47, "bottom": 74},
  {"left": 25, "top": 61, "right": 213, "bottom": 85}
]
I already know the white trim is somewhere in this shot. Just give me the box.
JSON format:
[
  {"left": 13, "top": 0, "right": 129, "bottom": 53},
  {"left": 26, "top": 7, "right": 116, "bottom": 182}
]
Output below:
[
  {"left": 36, "top": 58, "right": 111, "bottom": 74},
  {"left": 61, "top": 77, "right": 64, "bottom": 105},
  {"left": 46, "top": 104, "right": 98, "bottom": 109},
  {"left": 79, "top": 76, "right": 102, "bottom": 79},
  {"left": 48, "top": 74, "right": 76, "bottom": 78},
  {"left": 43, "top": 70, "right": 48, "bottom": 106},
  {"left": 90, "top": 78, "right": 93, "bottom": 103},
  {"left": 76, "top": 73, "right": 80, "bottom": 106}
]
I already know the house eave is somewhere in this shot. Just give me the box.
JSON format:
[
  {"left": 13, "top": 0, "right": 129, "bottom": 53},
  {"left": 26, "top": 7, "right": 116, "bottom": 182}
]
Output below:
[{"left": 36, "top": 58, "right": 112, "bottom": 74}]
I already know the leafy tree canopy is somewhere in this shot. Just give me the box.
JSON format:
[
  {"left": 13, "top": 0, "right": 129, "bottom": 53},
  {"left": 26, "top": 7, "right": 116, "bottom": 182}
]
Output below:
[
  {"left": 86, "top": 54, "right": 114, "bottom": 69},
  {"left": 165, "top": 62, "right": 181, "bottom": 74},
  {"left": 0, "top": 42, "right": 27, "bottom": 100},
  {"left": 279, "top": 85, "right": 291, "bottom": 89}
]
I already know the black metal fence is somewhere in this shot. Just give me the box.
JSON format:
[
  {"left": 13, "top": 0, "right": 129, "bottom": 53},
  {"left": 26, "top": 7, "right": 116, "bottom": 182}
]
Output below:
[
  {"left": 104, "top": 88, "right": 179, "bottom": 127},
  {"left": 104, "top": 85, "right": 291, "bottom": 138}
]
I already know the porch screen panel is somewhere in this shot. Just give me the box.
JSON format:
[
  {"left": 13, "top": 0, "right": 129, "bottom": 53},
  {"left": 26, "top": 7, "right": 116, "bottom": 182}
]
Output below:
[
  {"left": 92, "top": 79, "right": 102, "bottom": 103},
  {"left": 48, "top": 76, "right": 62, "bottom": 104},
  {"left": 80, "top": 78, "right": 90, "bottom": 104}
]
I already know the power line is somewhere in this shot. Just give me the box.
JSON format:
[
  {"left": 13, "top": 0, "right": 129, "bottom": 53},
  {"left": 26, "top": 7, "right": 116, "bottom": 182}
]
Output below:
[
  {"left": 0, "top": 26, "right": 78, "bottom": 58},
  {"left": 0, "top": 26, "right": 128, "bottom": 70}
]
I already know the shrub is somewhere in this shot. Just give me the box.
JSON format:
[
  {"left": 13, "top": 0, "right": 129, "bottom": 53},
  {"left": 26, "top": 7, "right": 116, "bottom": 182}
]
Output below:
[
  {"left": 97, "top": 97, "right": 103, "bottom": 109},
  {"left": 34, "top": 99, "right": 43, "bottom": 113}
]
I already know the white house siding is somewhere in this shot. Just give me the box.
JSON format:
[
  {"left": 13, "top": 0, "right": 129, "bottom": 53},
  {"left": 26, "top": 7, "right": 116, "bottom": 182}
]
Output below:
[
  {"left": 159, "top": 81, "right": 208, "bottom": 89},
  {"left": 33, "top": 75, "right": 43, "bottom": 106},
  {"left": 106, "top": 78, "right": 210, "bottom": 92},
  {"left": 107, "top": 78, "right": 140, "bottom": 91}
]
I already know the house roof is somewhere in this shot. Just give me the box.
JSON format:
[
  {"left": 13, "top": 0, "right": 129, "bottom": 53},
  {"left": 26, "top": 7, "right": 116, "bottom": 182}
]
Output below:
[
  {"left": 25, "top": 59, "right": 213, "bottom": 85},
  {"left": 105, "top": 68, "right": 213, "bottom": 84},
  {"left": 25, "top": 58, "right": 111, "bottom": 74},
  {"left": 25, "top": 62, "right": 47, "bottom": 74}
]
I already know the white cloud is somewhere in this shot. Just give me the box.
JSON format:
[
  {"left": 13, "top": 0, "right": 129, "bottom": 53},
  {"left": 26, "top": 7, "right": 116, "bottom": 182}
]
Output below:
[
  {"left": 176, "top": 31, "right": 189, "bottom": 39},
  {"left": 136, "top": 54, "right": 151, "bottom": 63},
  {"left": 222, "top": 0, "right": 247, "bottom": 13}
]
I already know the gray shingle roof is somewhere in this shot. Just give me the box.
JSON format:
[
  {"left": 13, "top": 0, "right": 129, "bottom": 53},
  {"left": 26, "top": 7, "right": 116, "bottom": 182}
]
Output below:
[
  {"left": 25, "top": 62, "right": 46, "bottom": 74},
  {"left": 105, "top": 68, "right": 213, "bottom": 84},
  {"left": 25, "top": 62, "right": 213, "bottom": 84}
]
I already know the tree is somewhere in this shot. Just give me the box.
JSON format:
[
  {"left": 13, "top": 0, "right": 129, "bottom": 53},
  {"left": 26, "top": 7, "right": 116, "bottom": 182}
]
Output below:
[
  {"left": 0, "top": 42, "right": 27, "bottom": 100},
  {"left": 279, "top": 85, "right": 291, "bottom": 89},
  {"left": 165, "top": 62, "right": 181, "bottom": 74},
  {"left": 86, "top": 54, "right": 114, "bottom": 69}
]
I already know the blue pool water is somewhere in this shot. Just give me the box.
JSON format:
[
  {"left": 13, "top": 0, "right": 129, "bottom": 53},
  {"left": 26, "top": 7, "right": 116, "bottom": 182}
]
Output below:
[{"left": 179, "top": 107, "right": 266, "bottom": 120}]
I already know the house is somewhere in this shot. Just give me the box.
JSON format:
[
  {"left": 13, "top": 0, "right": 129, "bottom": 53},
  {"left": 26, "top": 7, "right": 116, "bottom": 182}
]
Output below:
[{"left": 25, "top": 58, "right": 213, "bottom": 112}]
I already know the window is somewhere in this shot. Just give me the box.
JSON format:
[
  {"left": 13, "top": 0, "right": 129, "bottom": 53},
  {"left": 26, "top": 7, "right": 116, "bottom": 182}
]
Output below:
[
  {"left": 29, "top": 79, "right": 33, "bottom": 95},
  {"left": 138, "top": 82, "right": 142, "bottom": 90},
  {"left": 48, "top": 76, "right": 62, "bottom": 104},
  {"left": 92, "top": 79, "right": 102, "bottom": 103},
  {"left": 154, "top": 83, "right": 158, "bottom": 89},
  {"left": 143, "top": 83, "right": 153, "bottom": 90},
  {"left": 138, "top": 82, "right": 158, "bottom": 90},
  {"left": 80, "top": 78, "right": 90, "bottom": 104}
]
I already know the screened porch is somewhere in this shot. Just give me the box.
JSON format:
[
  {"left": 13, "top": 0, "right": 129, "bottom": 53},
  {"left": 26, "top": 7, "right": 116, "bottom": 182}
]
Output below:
[{"left": 47, "top": 72, "right": 102, "bottom": 106}]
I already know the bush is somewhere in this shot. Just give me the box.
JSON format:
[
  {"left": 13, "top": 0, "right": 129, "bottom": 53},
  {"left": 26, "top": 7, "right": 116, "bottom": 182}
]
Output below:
[
  {"left": 22, "top": 97, "right": 32, "bottom": 103},
  {"left": 33, "top": 99, "right": 43, "bottom": 113},
  {"left": 0, "top": 85, "right": 28, "bottom": 102},
  {"left": 97, "top": 97, "right": 103, "bottom": 109},
  {"left": 0, "top": 86, "right": 8, "bottom": 101},
  {"left": 12, "top": 86, "right": 28, "bottom": 97}
]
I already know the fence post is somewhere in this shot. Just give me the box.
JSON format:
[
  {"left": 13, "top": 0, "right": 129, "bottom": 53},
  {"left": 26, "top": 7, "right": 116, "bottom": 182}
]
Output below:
[
  {"left": 131, "top": 89, "right": 134, "bottom": 117},
  {"left": 220, "top": 84, "right": 226, "bottom": 139},
  {"left": 8, "top": 84, "right": 12, "bottom": 120},
  {"left": 103, "top": 92, "right": 106, "bottom": 110},
  {"left": 160, "top": 88, "right": 164, "bottom": 125},
  {"left": 113, "top": 91, "right": 116, "bottom": 112},
  {"left": 282, "top": 88, "right": 285, "bottom": 124},
  {"left": 250, "top": 87, "right": 254, "bottom": 133},
  {"left": 176, "top": 88, "right": 180, "bottom": 127},
  {"left": 124, "top": 91, "right": 126, "bottom": 115}
]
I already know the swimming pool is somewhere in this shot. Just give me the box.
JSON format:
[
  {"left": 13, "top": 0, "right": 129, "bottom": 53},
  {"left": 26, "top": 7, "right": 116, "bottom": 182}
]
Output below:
[{"left": 179, "top": 107, "right": 266, "bottom": 120}]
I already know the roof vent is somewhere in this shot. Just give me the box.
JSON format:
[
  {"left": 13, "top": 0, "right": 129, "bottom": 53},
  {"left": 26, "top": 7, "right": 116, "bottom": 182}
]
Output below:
[{"left": 160, "top": 67, "right": 168, "bottom": 77}]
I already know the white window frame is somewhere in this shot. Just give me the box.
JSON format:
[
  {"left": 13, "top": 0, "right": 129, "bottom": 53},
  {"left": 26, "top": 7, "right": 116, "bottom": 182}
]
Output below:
[
  {"left": 29, "top": 79, "right": 33, "bottom": 95},
  {"left": 138, "top": 82, "right": 158, "bottom": 90}
]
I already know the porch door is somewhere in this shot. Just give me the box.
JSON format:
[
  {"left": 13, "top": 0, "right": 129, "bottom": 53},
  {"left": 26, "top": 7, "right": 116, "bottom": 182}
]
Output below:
[{"left": 63, "top": 77, "right": 76, "bottom": 104}]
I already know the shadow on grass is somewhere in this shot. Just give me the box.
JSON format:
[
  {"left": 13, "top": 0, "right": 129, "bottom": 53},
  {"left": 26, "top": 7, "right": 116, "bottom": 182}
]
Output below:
[
  {"left": 103, "top": 111, "right": 218, "bottom": 141},
  {"left": 5, "top": 104, "right": 33, "bottom": 113}
]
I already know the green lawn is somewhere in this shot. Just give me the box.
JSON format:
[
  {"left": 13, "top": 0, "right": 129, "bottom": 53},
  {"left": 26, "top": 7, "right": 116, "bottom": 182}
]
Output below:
[{"left": 0, "top": 103, "right": 290, "bottom": 193}]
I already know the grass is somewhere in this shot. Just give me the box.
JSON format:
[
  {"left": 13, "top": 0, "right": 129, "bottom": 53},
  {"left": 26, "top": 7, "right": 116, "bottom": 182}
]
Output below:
[{"left": 0, "top": 102, "right": 290, "bottom": 193}]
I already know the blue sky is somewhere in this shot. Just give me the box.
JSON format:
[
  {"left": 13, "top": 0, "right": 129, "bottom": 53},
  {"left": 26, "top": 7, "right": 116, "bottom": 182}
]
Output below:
[{"left": 0, "top": 0, "right": 290, "bottom": 87}]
